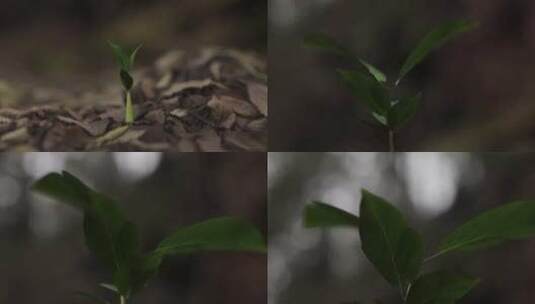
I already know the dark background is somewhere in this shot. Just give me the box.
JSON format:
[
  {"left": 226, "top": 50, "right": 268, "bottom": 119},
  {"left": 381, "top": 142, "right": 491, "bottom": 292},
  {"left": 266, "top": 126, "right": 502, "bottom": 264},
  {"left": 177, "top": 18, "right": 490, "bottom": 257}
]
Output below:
[
  {"left": 269, "top": 152, "right": 535, "bottom": 303},
  {"left": 269, "top": 0, "right": 535, "bottom": 151},
  {"left": 0, "top": 152, "right": 266, "bottom": 304},
  {"left": 0, "top": 0, "right": 266, "bottom": 92}
]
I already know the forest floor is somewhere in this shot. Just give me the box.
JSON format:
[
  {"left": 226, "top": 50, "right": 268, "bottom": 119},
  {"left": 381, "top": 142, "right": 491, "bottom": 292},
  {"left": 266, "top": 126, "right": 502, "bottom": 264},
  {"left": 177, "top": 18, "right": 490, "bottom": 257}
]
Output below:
[{"left": 0, "top": 48, "right": 267, "bottom": 151}]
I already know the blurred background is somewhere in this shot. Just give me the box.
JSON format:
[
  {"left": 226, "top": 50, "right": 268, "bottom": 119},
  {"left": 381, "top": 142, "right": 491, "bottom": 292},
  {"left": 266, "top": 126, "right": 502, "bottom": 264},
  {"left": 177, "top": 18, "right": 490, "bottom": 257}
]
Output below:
[
  {"left": 269, "top": 0, "right": 535, "bottom": 151},
  {"left": 0, "top": 0, "right": 266, "bottom": 93},
  {"left": 0, "top": 152, "right": 266, "bottom": 304},
  {"left": 269, "top": 152, "right": 535, "bottom": 303}
]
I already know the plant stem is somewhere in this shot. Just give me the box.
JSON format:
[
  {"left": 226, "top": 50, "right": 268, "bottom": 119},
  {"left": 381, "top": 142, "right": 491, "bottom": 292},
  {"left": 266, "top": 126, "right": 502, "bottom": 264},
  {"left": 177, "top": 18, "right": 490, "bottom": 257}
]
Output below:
[
  {"left": 125, "top": 90, "right": 134, "bottom": 124},
  {"left": 388, "top": 129, "right": 395, "bottom": 152},
  {"left": 120, "top": 295, "right": 126, "bottom": 304},
  {"left": 423, "top": 249, "right": 449, "bottom": 264}
]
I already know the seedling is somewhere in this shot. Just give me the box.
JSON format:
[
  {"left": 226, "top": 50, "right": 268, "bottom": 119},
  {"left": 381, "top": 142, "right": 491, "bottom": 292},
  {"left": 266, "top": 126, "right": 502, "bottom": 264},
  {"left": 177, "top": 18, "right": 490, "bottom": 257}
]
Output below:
[
  {"left": 304, "top": 189, "right": 535, "bottom": 303},
  {"left": 108, "top": 41, "right": 142, "bottom": 124},
  {"left": 32, "top": 171, "right": 266, "bottom": 304},
  {"left": 304, "top": 20, "right": 477, "bottom": 151}
]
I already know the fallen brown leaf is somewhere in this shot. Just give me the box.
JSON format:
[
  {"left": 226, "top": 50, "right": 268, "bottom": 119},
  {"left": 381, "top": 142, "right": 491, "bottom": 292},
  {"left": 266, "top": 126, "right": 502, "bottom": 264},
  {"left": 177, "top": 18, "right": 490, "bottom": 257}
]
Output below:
[
  {"left": 207, "top": 95, "right": 259, "bottom": 118},
  {"left": 247, "top": 82, "right": 268, "bottom": 116}
]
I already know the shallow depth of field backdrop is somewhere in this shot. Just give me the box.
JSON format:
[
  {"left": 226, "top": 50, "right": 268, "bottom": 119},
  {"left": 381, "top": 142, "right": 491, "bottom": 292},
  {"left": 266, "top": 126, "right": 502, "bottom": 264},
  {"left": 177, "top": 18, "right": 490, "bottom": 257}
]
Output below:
[
  {"left": 0, "top": 0, "right": 267, "bottom": 152},
  {"left": 0, "top": 0, "right": 266, "bottom": 88},
  {"left": 269, "top": 0, "right": 535, "bottom": 151},
  {"left": 268, "top": 152, "right": 535, "bottom": 304},
  {"left": 0, "top": 153, "right": 267, "bottom": 303}
]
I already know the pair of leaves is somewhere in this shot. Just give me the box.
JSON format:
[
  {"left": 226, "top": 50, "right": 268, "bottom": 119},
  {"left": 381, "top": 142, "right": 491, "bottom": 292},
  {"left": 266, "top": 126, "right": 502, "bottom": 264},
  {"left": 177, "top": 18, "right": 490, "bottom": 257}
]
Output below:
[
  {"left": 303, "top": 189, "right": 535, "bottom": 303},
  {"left": 304, "top": 20, "right": 476, "bottom": 85},
  {"left": 108, "top": 41, "right": 142, "bottom": 91},
  {"left": 304, "top": 20, "right": 477, "bottom": 129},
  {"left": 304, "top": 191, "right": 423, "bottom": 293},
  {"left": 337, "top": 70, "right": 422, "bottom": 129},
  {"left": 336, "top": 69, "right": 390, "bottom": 116},
  {"left": 32, "top": 171, "right": 266, "bottom": 299},
  {"left": 303, "top": 33, "right": 387, "bottom": 83}
]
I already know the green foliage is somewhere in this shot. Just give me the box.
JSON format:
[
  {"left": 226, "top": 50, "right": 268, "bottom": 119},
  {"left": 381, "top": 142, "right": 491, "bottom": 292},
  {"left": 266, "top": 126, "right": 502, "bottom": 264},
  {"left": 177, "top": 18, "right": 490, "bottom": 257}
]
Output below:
[
  {"left": 387, "top": 94, "right": 422, "bottom": 129},
  {"left": 154, "top": 217, "right": 267, "bottom": 255},
  {"left": 303, "top": 201, "right": 359, "bottom": 228},
  {"left": 303, "top": 33, "right": 352, "bottom": 58},
  {"left": 336, "top": 69, "right": 390, "bottom": 115},
  {"left": 359, "top": 190, "right": 423, "bottom": 293},
  {"left": 32, "top": 171, "right": 92, "bottom": 209},
  {"left": 120, "top": 70, "right": 134, "bottom": 91},
  {"left": 436, "top": 200, "right": 535, "bottom": 258},
  {"left": 406, "top": 271, "right": 479, "bottom": 304},
  {"left": 397, "top": 20, "right": 478, "bottom": 85},
  {"left": 304, "top": 33, "right": 387, "bottom": 83},
  {"left": 304, "top": 21, "right": 476, "bottom": 150},
  {"left": 108, "top": 41, "right": 142, "bottom": 124},
  {"left": 32, "top": 171, "right": 266, "bottom": 303},
  {"left": 108, "top": 41, "right": 141, "bottom": 90},
  {"left": 303, "top": 188, "right": 535, "bottom": 303}
]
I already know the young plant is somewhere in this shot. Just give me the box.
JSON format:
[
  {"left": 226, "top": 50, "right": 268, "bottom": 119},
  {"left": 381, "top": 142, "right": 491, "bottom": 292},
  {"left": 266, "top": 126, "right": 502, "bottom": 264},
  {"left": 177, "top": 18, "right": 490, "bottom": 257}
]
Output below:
[
  {"left": 304, "top": 189, "right": 535, "bottom": 303},
  {"left": 108, "top": 41, "right": 142, "bottom": 125},
  {"left": 32, "top": 171, "right": 266, "bottom": 304},
  {"left": 304, "top": 20, "right": 477, "bottom": 151}
]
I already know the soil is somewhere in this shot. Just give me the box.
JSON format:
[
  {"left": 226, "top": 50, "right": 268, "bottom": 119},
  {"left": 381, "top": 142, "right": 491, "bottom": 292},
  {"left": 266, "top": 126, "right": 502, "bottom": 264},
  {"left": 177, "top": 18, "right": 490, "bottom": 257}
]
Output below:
[{"left": 0, "top": 48, "right": 267, "bottom": 151}]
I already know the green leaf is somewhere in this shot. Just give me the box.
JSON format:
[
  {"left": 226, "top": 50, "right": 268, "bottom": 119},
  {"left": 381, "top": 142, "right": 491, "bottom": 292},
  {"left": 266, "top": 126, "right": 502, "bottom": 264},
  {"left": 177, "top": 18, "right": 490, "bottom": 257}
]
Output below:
[
  {"left": 129, "top": 44, "right": 143, "bottom": 67},
  {"left": 358, "top": 59, "right": 387, "bottom": 83},
  {"left": 109, "top": 41, "right": 141, "bottom": 91},
  {"left": 406, "top": 271, "right": 479, "bottom": 304},
  {"left": 435, "top": 200, "right": 535, "bottom": 259},
  {"left": 32, "top": 171, "right": 92, "bottom": 210},
  {"left": 359, "top": 190, "right": 423, "bottom": 290},
  {"left": 82, "top": 194, "right": 126, "bottom": 268},
  {"left": 303, "top": 32, "right": 352, "bottom": 57},
  {"left": 99, "top": 283, "right": 119, "bottom": 294},
  {"left": 128, "top": 216, "right": 266, "bottom": 295},
  {"left": 154, "top": 217, "right": 266, "bottom": 257},
  {"left": 304, "top": 33, "right": 387, "bottom": 82},
  {"left": 337, "top": 69, "right": 390, "bottom": 115},
  {"left": 127, "top": 252, "right": 163, "bottom": 293},
  {"left": 371, "top": 112, "right": 388, "bottom": 126},
  {"left": 303, "top": 201, "right": 359, "bottom": 228},
  {"left": 387, "top": 93, "right": 422, "bottom": 129},
  {"left": 397, "top": 20, "right": 477, "bottom": 84},
  {"left": 120, "top": 69, "right": 133, "bottom": 91},
  {"left": 33, "top": 171, "right": 141, "bottom": 297},
  {"left": 83, "top": 192, "right": 140, "bottom": 296},
  {"left": 108, "top": 41, "right": 131, "bottom": 72}
]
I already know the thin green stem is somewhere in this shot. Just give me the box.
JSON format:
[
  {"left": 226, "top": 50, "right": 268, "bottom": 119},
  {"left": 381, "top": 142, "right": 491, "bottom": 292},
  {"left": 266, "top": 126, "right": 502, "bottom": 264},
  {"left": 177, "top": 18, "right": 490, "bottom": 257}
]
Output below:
[
  {"left": 120, "top": 295, "right": 126, "bottom": 304},
  {"left": 402, "top": 282, "right": 412, "bottom": 303},
  {"left": 388, "top": 129, "right": 395, "bottom": 152},
  {"left": 423, "top": 251, "right": 445, "bottom": 264},
  {"left": 125, "top": 90, "right": 134, "bottom": 124}
]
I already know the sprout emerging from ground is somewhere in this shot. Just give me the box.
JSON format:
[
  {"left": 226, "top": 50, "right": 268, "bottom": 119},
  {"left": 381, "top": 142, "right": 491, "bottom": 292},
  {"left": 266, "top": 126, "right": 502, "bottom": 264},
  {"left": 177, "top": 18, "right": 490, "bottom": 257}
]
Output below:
[{"left": 108, "top": 41, "right": 142, "bottom": 124}]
